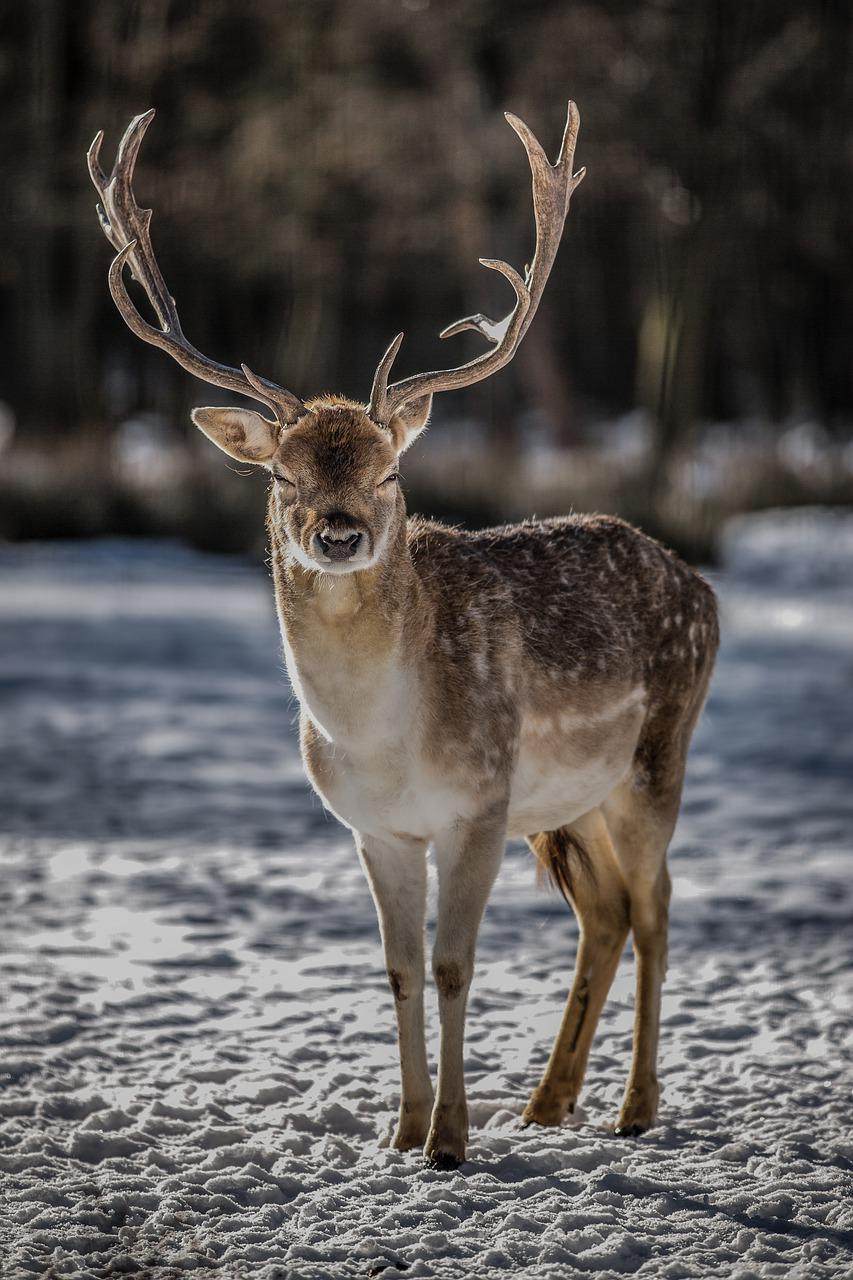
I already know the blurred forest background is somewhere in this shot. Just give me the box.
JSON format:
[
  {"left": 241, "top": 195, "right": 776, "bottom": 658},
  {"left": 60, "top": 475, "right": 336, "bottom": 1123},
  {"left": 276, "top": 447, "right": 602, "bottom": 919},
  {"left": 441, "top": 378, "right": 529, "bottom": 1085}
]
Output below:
[{"left": 1, "top": 0, "right": 851, "bottom": 559}]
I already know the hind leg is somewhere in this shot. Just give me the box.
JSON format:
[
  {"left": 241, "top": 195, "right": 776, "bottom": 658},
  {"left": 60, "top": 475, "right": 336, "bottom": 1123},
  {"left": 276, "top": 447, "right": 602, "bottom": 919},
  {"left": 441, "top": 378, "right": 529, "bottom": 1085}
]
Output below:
[
  {"left": 603, "top": 778, "right": 679, "bottom": 1136},
  {"left": 603, "top": 663, "right": 714, "bottom": 1136},
  {"left": 522, "top": 809, "right": 630, "bottom": 1127}
]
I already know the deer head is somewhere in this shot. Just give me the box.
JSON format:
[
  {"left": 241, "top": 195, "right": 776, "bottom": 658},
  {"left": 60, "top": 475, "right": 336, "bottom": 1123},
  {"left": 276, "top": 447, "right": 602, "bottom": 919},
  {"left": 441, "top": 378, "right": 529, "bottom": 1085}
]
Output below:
[{"left": 88, "top": 104, "right": 584, "bottom": 574}]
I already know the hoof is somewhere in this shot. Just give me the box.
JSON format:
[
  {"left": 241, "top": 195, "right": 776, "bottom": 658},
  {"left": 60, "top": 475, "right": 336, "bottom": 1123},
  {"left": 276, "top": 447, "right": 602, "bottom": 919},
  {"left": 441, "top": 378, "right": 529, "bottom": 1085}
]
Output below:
[
  {"left": 614, "top": 1122, "right": 647, "bottom": 1138},
  {"left": 424, "top": 1102, "right": 467, "bottom": 1170},
  {"left": 615, "top": 1083, "right": 658, "bottom": 1137},
  {"left": 424, "top": 1149, "right": 461, "bottom": 1171},
  {"left": 392, "top": 1100, "right": 432, "bottom": 1152},
  {"left": 392, "top": 1129, "right": 427, "bottom": 1152},
  {"left": 522, "top": 1088, "right": 573, "bottom": 1128}
]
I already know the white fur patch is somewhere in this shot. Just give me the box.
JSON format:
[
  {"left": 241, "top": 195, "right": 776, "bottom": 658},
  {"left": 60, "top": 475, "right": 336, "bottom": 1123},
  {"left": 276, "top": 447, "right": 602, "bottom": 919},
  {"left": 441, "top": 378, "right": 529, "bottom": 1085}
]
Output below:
[{"left": 509, "top": 685, "right": 647, "bottom": 837}]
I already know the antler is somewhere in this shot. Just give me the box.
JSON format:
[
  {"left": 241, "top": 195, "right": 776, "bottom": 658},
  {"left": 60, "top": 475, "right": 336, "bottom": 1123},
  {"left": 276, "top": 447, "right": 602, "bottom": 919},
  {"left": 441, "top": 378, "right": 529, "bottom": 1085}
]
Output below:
[
  {"left": 368, "top": 101, "right": 585, "bottom": 424},
  {"left": 87, "top": 110, "right": 307, "bottom": 426}
]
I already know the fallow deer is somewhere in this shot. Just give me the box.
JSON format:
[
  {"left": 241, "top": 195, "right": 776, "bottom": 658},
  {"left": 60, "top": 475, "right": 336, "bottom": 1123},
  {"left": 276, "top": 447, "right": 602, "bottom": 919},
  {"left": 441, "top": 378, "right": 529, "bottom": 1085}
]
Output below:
[{"left": 89, "top": 102, "right": 718, "bottom": 1169}]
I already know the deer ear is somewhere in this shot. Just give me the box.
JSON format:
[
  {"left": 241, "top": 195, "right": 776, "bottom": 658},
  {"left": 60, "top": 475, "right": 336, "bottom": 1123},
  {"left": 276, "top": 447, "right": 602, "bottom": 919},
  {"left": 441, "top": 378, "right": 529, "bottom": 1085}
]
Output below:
[
  {"left": 387, "top": 395, "right": 432, "bottom": 454},
  {"left": 191, "top": 407, "right": 279, "bottom": 464}
]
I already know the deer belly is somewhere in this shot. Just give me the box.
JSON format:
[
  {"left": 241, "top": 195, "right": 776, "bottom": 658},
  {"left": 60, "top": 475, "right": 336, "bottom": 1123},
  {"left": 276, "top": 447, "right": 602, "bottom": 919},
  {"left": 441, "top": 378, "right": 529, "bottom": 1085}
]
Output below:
[{"left": 507, "top": 700, "right": 645, "bottom": 838}]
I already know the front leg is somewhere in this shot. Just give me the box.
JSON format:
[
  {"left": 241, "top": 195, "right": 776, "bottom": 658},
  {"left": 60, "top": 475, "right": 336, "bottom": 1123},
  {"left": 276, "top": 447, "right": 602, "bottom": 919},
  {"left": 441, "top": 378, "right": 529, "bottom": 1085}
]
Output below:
[
  {"left": 357, "top": 832, "right": 433, "bottom": 1151},
  {"left": 427, "top": 808, "right": 506, "bottom": 1169}
]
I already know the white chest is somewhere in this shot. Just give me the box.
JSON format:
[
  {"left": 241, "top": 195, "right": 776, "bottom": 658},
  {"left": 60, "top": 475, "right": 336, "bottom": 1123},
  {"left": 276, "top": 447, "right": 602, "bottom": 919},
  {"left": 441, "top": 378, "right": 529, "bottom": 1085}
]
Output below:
[
  {"left": 284, "top": 630, "right": 408, "bottom": 750},
  {"left": 286, "top": 630, "right": 474, "bottom": 839},
  {"left": 308, "top": 738, "right": 478, "bottom": 841}
]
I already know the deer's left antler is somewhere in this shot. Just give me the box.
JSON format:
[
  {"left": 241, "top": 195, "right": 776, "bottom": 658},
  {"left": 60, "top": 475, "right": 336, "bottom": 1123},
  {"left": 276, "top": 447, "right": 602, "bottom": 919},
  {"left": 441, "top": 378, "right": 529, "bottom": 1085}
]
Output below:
[{"left": 368, "top": 101, "right": 585, "bottom": 424}]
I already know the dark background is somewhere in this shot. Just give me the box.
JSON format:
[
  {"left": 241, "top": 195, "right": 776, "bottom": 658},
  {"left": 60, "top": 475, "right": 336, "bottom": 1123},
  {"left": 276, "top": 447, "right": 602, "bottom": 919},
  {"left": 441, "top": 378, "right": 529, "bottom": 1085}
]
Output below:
[{"left": 2, "top": 0, "right": 851, "bottom": 558}]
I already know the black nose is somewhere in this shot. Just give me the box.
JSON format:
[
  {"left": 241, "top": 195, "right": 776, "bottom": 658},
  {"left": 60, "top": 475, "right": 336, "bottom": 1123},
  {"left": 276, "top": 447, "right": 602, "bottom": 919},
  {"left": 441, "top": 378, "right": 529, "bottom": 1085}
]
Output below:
[{"left": 316, "top": 529, "right": 362, "bottom": 562}]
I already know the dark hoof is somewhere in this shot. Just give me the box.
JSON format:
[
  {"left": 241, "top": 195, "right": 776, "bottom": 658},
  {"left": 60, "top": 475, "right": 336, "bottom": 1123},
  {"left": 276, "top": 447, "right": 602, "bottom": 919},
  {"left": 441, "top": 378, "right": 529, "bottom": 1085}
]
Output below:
[
  {"left": 424, "top": 1150, "right": 461, "bottom": 1171},
  {"left": 614, "top": 1122, "right": 647, "bottom": 1138}
]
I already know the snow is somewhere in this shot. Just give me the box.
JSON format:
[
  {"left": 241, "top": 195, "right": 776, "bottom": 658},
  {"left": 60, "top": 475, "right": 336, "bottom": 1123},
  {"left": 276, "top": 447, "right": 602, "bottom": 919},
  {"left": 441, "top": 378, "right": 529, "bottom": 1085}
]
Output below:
[{"left": 1, "top": 509, "right": 852, "bottom": 1279}]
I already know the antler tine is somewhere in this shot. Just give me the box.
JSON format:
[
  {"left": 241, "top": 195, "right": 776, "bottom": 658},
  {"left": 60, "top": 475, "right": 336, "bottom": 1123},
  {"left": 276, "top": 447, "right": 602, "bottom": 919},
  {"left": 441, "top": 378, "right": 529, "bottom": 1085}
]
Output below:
[
  {"left": 506, "top": 99, "right": 585, "bottom": 344},
  {"left": 240, "top": 362, "right": 305, "bottom": 416},
  {"left": 368, "top": 101, "right": 584, "bottom": 424},
  {"left": 88, "top": 111, "right": 307, "bottom": 425},
  {"left": 367, "top": 332, "right": 405, "bottom": 425}
]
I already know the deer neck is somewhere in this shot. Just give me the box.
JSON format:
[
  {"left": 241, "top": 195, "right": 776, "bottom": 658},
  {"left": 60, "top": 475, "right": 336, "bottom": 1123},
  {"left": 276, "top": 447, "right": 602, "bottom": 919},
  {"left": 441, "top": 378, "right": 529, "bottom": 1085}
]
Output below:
[{"left": 270, "top": 522, "right": 420, "bottom": 749}]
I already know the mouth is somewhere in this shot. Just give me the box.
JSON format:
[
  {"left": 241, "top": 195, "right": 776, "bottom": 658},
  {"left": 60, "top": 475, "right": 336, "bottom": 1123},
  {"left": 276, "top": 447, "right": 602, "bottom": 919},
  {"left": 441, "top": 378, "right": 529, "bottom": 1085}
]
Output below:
[{"left": 311, "top": 549, "right": 374, "bottom": 575}]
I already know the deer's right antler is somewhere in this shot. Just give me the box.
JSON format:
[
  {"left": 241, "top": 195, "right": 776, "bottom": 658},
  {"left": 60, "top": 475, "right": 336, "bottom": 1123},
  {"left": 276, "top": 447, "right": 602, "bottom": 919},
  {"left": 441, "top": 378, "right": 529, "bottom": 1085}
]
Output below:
[
  {"left": 87, "top": 110, "right": 308, "bottom": 427},
  {"left": 368, "top": 101, "right": 585, "bottom": 425}
]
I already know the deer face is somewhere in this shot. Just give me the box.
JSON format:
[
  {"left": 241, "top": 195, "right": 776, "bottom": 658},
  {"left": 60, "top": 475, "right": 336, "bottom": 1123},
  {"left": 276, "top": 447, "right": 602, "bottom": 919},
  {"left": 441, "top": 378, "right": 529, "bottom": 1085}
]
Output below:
[
  {"left": 191, "top": 395, "right": 431, "bottom": 575},
  {"left": 272, "top": 402, "right": 404, "bottom": 575}
]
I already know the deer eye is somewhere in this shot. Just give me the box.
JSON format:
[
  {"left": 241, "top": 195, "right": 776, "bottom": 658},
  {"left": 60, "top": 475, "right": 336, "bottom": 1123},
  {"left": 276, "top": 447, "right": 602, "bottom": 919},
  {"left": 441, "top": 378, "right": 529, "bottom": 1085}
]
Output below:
[
  {"left": 379, "top": 471, "right": 399, "bottom": 486},
  {"left": 272, "top": 470, "right": 296, "bottom": 487}
]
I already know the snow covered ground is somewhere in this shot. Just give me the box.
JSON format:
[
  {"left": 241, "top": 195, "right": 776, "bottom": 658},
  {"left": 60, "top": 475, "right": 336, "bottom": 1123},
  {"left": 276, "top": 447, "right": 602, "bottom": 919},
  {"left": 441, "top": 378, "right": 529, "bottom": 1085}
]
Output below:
[{"left": 1, "top": 509, "right": 851, "bottom": 1279}]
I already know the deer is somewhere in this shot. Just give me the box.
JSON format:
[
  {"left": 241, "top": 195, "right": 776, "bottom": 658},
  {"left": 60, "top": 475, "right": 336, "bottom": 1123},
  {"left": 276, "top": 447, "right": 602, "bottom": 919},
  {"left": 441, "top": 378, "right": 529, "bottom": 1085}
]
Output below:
[{"left": 88, "top": 100, "right": 718, "bottom": 1170}]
